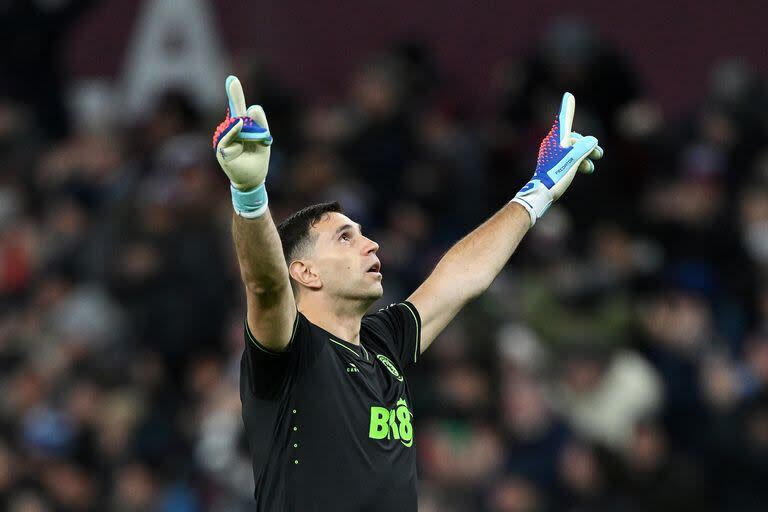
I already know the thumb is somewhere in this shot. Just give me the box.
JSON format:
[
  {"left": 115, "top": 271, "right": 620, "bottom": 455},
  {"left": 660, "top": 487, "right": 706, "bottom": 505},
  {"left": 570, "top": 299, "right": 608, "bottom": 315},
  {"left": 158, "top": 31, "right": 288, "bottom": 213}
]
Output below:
[
  {"left": 571, "top": 134, "right": 598, "bottom": 159},
  {"left": 571, "top": 132, "right": 603, "bottom": 161},
  {"left": 569, "top": 133, "right": 598, "bottom": 173},
  {"left": 571, "top": 135, "right": 598, "bottom": 176}
]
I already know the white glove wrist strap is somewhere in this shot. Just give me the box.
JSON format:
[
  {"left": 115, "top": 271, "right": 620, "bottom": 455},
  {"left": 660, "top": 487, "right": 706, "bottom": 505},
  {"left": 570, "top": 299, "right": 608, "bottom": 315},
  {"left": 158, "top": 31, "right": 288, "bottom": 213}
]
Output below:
[{"left": 511, "top": 185, "right": 553, "bottom": 227}]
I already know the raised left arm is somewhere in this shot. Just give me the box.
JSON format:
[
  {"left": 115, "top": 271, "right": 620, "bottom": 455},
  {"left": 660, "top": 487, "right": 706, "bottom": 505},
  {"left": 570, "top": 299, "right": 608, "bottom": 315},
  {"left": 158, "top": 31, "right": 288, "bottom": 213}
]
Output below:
[
  {"left": 408, "top": 92, "right": 604, "bottom": 354},
  {"left": 407, "top": 201, "right": 531, "bottom": 351}
]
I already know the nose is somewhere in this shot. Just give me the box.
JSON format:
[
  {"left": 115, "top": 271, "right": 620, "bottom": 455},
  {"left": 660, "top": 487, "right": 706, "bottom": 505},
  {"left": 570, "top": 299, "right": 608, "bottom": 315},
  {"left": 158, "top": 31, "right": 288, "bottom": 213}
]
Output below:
[{"left": 365, "top": 237, "right": 379, "bottom": 254}]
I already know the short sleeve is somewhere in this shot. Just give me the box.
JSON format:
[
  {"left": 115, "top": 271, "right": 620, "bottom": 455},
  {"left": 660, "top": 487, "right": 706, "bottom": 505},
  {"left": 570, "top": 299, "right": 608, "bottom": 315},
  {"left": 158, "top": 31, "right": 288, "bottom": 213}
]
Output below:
[
  {"left": 361, "top": 301, "right": 422, "bottom": 370},
  {"left": 242, "top": 311, "right": 318, "bottom": 399}
]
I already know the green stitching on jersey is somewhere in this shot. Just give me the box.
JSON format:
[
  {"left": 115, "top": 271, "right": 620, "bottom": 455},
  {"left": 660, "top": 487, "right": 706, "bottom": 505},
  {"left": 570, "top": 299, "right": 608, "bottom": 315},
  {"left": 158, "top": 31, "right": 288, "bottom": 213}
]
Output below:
[
  {"left": 245, "top": 320, "right": 273, "bottom": 354},
  {"left": 328, "top": 338, "right": 360, "bottom": 357},
  {"left": 245, "top": 309, "right": 299, "bottom": 354},
  {"left": 399, "top": 302, "right": 421, "bottom": 363}
]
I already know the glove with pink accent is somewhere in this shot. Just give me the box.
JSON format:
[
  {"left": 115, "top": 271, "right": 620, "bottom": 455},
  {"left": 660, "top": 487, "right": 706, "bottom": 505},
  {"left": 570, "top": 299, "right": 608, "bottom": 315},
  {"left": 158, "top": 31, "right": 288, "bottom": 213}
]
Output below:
[
  {"left": 511, "top": 93, "right": 604, "bottom": 226},
  {"left": 212, "top": 75, "right": 273, "bottom": 218}
]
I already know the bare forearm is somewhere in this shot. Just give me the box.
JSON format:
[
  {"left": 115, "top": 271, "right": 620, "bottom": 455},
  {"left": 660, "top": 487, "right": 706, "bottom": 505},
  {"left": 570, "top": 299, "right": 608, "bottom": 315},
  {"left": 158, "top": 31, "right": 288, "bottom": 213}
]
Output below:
[
  {"left": 232, "top": 209, "right": 296, "bottom": 350},
  {"left": 232, "top": 210, "right": 290, "bottom": 296},
  {"left": 408, "top": 201, "right": 531, "bottom": 351},
  {"left": 432, "top": 201, "right": 530, "bottom": 299},
  {"left": 410, "top": 92, "right": 603, "bottom": 353}
]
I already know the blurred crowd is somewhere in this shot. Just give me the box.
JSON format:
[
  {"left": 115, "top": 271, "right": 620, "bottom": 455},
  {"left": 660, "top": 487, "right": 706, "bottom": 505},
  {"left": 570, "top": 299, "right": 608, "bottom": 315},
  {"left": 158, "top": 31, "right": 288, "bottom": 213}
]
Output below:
[{"left": 2, "top": 8, "right": 768, "bottom": 512}]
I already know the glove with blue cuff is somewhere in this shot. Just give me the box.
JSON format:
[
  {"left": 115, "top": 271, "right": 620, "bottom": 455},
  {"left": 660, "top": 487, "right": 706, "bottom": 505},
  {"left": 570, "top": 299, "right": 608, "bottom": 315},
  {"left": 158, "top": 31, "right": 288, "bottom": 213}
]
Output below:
[
  {"left": 212, "top": 75, "right": 274, "bottom": 218},
  {"left": 511, "top": 92, "right": 604, "bottom": 226}
]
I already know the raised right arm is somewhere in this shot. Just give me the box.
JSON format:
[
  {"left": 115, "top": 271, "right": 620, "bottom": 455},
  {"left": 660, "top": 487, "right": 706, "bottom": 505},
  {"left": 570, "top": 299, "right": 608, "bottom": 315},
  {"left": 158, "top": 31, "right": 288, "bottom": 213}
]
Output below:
[
  {"left": 233, "top": 211, "right": 296, "bottom": 351},
  {"left": 214, "top": 76, "right": 296, "bottom": 351}
]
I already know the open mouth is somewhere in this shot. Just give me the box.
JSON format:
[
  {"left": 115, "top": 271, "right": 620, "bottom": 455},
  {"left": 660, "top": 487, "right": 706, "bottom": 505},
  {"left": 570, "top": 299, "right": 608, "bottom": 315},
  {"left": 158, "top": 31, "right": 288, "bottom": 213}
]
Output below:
[{"left": 367, "top": 261, "right": 381, "bottom": 274}]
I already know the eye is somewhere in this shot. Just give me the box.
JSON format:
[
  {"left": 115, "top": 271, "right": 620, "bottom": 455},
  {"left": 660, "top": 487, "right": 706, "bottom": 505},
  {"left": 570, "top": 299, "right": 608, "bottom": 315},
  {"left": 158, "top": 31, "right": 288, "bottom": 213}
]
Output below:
[{"left": 340, "top": 232, "right": 352, "bottom": 242}]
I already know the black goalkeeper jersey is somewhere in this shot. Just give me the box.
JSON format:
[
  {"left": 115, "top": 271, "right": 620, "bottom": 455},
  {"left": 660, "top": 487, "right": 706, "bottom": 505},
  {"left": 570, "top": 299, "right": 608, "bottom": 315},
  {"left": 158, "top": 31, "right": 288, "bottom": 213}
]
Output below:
[{"left": 240, "top": 301, "right": 422, "bottom": 512}]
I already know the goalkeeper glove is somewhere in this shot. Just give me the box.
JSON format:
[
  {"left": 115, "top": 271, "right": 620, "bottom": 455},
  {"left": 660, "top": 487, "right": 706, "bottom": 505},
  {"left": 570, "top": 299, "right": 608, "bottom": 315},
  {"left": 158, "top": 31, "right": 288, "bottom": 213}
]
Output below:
[
  {"left": 212, "top": 75, "right": 274, "bottom": 218},
  {"left": 511, "top": 92, "right": 604, "bottom": 226}
]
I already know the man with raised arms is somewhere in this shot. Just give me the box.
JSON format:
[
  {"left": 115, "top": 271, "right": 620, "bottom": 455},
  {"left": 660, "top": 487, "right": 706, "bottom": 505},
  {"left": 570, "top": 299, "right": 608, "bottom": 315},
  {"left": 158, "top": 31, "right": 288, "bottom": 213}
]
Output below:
[{"left": 211, "top": 75, "right": 603, "bottom": 511}]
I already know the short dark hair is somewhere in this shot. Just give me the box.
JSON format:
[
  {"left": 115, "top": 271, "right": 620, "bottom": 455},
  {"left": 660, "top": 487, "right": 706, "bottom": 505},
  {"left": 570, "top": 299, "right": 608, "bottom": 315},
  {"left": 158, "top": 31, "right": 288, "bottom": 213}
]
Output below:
[{"left": 277, "top": 201, "right": 342, "bottom": 290}]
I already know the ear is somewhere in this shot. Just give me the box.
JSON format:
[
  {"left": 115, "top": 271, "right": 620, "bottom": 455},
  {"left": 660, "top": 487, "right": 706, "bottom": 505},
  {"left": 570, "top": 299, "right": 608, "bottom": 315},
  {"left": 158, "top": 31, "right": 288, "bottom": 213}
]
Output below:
[{"left": 289, "top": 260, "right": 322, "bottom": 290}]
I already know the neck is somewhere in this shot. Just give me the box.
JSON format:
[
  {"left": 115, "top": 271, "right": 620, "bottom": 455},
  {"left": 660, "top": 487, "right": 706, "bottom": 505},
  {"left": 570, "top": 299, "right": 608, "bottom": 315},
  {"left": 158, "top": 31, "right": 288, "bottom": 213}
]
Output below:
[{"left": 297, "top": 293, "right": 372, "bottom": 345}]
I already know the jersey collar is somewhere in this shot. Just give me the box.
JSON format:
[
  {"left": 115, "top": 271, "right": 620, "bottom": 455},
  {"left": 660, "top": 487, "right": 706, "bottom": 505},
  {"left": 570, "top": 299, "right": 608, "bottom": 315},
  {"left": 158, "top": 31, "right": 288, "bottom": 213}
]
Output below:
[
  {"left": 314, "top": 326, "right": 371, "bottom": 363},
  {"left": 327, "top": 337, "right": 371, "bottom": 363}
]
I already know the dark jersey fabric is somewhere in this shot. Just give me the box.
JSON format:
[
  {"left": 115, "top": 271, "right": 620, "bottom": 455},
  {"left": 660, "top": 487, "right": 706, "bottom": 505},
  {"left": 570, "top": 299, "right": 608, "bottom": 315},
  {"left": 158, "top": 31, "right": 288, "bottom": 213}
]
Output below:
[{"left": 240, "top": 301, "right": 422, "bottom": 512}]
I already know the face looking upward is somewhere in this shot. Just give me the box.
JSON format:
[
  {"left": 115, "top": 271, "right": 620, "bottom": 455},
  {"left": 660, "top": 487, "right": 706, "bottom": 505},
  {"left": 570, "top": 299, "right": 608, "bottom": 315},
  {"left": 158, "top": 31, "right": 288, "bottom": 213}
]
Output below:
[{"left": 290, "top": 212, "right": 383, "bottom": 303}]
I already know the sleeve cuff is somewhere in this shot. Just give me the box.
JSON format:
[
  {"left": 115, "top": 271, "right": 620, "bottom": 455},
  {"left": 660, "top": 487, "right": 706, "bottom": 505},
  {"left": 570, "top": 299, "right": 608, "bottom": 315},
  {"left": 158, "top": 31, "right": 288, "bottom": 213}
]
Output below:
[
  {"left": 400, "top": 301, "right": 422, "bottom": 364},
  {"left": 244, "top": 311, "right": 299, "bottom": 355}
]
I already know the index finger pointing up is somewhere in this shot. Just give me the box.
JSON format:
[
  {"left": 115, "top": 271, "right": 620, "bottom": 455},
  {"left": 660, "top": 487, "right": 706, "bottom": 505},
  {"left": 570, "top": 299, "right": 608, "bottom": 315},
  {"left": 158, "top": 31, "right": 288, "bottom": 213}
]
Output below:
[
  {"left": 226, "top": 75, "right": 247, "bottom": 117},
  {"left": 558, "top": 92, "right": 575, "bottom": 148}
]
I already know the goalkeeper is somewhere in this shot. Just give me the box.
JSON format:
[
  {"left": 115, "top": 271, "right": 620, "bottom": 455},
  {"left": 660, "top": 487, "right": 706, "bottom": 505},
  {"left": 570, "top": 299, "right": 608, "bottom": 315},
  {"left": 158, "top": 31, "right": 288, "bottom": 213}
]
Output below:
[{"left": 213, "top": 75, "right": 603, "bottom": 511}]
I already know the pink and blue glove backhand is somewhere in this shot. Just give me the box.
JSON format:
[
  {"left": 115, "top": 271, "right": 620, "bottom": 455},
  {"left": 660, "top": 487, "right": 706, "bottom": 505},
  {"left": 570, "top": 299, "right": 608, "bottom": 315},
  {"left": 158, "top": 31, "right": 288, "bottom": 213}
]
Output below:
[{"left": 511, "top": 92, "right": 603, "bottom": 226}]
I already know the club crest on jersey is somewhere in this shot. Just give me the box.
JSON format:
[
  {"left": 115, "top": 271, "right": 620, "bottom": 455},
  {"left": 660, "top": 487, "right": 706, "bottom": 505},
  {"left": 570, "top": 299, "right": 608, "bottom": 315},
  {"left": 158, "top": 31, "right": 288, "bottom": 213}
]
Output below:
[{"left": 376, "top": 354, "right": 403, "bottom": 382}]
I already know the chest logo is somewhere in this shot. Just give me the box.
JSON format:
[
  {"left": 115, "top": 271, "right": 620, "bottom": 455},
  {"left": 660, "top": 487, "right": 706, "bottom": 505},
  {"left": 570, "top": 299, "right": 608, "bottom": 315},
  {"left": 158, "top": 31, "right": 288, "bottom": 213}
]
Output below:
[{"left": 376, "top": 354, "right": 403, "bottom": 382}]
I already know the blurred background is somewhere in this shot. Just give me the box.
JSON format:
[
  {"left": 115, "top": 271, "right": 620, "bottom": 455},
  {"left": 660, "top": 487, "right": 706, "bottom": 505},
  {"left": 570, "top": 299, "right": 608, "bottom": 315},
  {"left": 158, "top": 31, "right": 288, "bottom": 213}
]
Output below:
[{"left": 2, "top": 0, "right": 768, "bottom": 510}]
